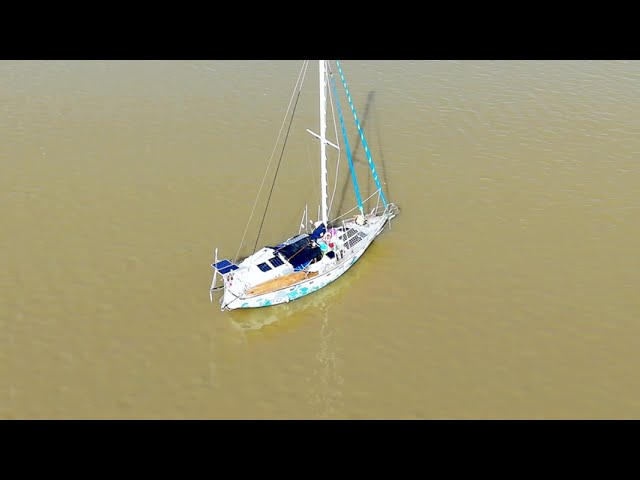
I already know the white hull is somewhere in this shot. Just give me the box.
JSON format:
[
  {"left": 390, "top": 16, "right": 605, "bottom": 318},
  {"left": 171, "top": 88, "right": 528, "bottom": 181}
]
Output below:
[{"left": 217, "top": 205, "right": 397, "bottom": 311}]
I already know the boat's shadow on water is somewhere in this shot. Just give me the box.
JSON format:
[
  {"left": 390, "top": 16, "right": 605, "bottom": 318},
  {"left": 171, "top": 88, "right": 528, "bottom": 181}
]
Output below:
[{"left": 333, "top": 90, "right": 392, "bottom": 220}]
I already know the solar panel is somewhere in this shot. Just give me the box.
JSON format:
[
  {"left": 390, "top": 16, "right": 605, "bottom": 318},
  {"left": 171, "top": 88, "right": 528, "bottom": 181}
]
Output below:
[{"left": 212, "top": 259, "right": 239, "bottom": 275}]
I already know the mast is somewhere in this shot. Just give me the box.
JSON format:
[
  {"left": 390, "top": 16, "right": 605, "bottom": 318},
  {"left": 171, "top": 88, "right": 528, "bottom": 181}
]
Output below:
[{"left": 319, "top": 60, "right": 329, "bottom": 226}]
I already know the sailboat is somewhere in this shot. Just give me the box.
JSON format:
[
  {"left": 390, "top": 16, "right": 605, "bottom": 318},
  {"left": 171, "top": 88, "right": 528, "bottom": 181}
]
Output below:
[{"left": 210, "top": 60, "right": 399, "bottom": 311}]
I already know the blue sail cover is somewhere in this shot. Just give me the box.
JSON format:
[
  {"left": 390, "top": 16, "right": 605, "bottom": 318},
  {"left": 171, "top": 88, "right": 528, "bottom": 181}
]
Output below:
[
  {"left": 289, "top": 244, "right": 323, "bottom": 269},
  {"left": 309, "top": 223, "right": 326, "bottom": 241},
  {"left": 275, "top": 235, "right": 323, "bottom": 269}
]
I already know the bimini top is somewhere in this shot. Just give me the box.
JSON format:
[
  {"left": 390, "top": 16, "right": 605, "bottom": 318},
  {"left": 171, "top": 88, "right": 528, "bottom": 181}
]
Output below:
[{"left": 271, "top": 223, "right": 326, "bottom": 270}]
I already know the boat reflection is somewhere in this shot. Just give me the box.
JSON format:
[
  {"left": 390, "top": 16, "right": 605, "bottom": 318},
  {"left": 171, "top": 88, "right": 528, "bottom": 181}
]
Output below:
[{"left": 226, "top": 263, "right": 366, "bottom": 418}]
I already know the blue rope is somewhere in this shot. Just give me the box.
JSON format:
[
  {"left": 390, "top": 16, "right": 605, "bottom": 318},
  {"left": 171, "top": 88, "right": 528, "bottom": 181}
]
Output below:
[
  {"left": 330, "top": 71, "right": 364, "bottom": 216},
  {"left": 335, "top": 60, "right": 388, "bottom": 208}
]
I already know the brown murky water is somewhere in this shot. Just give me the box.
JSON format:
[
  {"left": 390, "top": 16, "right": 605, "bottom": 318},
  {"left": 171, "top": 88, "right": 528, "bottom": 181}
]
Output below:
[{"left": 2, "top": 60, "right": 639, "bottom": 419}]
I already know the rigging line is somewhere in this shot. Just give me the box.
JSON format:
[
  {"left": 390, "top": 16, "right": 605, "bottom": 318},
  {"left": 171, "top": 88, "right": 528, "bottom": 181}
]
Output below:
[
  {"left": 335, "top": 60, "right": 388, "bottom": 208},
  {"left": 326, "top": 62, "right": 342, "bottom": 222},
  {"left": 330, "top": 65, "right": 365, "bottom": 216},
  {"left": 220, "top": 285, "right": 244, "bottom": 311},
  {"left": 234, "top": 61, "right": 309, "bottom": 263},
  {"left": 330, "top": 188, "right": 382, "bottom": 222},
  {"left": 251, "top": 69, "right": 306, "bottom": 255}
]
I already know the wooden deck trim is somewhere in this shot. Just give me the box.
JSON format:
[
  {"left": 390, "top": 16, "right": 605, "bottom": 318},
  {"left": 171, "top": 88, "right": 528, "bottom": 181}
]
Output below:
[{"left": 246, "top": 270, "right": 319, "bottom": 297}]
